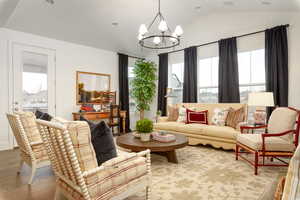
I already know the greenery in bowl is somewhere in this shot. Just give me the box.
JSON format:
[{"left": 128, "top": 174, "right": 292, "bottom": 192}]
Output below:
[{"left": 136, "top": 118, "right": 153, "bottom": 133}]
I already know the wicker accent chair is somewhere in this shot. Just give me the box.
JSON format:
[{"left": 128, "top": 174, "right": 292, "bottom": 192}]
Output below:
[
  {"left": 6, "top": 112, "right": 50, "bottom": 184},
  {"left": 236, "top": 107, "right": 300, "bottom": 175},
  {"left": 36, "top": 119, "right": 151, "bottom": 200}
]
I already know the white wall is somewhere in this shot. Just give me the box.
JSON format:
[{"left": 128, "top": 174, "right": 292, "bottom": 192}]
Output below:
[
  {"left": 147, "top": 11, "right": 300, "bottom": 119},
  {"left": 0, "top": 28, "right": 119, "bottom": 150}
]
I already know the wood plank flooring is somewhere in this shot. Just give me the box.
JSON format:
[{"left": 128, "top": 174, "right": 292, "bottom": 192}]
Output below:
[{"left": 0, "top": 149, "right": 56, "bottom": 200}]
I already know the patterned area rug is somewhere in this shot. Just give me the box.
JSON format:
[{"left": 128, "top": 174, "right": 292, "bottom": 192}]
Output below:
[{"left": 127, "top": 145, "right": 287, "bottom": 200}]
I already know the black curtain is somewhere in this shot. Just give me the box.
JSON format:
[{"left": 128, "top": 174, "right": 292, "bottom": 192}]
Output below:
[
  {"left": 118, "top": 53, "right": 131, "bottom": 132},
  {"left": 218, "top": 37, "right": 240, "bottom": 103},
  {"left": 157, "top": 53, "right": 168, "bottom": 116},
  {"left": 183, "top": 46, "right": 198, "bottom": 102},
  {"left": 265, "top": 25, "right": 289, "bottom": 117}
]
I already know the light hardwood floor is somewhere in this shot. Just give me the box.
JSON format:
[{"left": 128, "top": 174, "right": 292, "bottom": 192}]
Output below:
[{"left": 0, "top": 149, "right": 56, "bottom": 200}]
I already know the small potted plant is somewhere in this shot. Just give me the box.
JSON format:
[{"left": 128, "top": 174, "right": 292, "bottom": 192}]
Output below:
[
  {"left": 156, "top": 110, "right": 162, "bottom": 122},
  {"left": 136, "top": 118, "right": 153, "bottom": 142}
]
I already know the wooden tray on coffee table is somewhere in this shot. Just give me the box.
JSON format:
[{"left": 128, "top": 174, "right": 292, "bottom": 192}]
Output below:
[{"left": 116, "top": 132, "right": 188, "bottom": 163}]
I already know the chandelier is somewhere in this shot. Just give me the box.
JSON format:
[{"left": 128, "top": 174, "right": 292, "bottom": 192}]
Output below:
[{"left": 138, "top": 0, "right": 183, "bottom": 50}]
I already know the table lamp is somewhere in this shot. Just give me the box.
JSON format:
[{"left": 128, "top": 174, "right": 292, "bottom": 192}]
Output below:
[{"left": 248, "top": 92, "right": 274, "bottom": 125}]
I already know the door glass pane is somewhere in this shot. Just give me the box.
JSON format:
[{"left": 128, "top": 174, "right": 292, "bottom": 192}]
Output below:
[{"left": 22, "top": 51, "right": 48, "bottom": 112}]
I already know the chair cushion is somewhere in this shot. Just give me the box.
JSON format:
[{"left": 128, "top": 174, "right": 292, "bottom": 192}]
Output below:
[
  {"left": 282, "top": 145, "right": 300, "bottom": 200},
  {"left": 268, "top": 107, "right": 298, "bottom": 143},
  {"left": 85, "top": 153, "right": 147, "bottom": 200},
  {"left": 80, "top": 117, "right": 117, "bottom": 166},
  {"left": 15, "top": 111, "right": 42, "bottom": 143},
  {"left": 65, "top": 121, "right": 98, "bottom": 171},
  {"left": 237, "top": 134, "right": 295, "bottom": 152}
]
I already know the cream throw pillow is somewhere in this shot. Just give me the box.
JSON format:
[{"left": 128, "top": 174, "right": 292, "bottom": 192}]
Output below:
[
  {"left": 212, "top": 108, "right": 229, "bottom": 126},
  {"left": 177, "top": 106, "right": 187, "bottom": 123},
  {"left": 177, "top": 106, "right": 196, "bottom": 123}
]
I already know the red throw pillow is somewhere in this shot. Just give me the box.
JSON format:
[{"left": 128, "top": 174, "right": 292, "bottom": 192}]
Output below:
[{"left": 186, "top": 109, "right": 208, "bottom": 124}]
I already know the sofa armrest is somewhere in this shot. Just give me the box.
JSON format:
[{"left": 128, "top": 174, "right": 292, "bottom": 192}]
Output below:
[{"left": 157, "top": 116, "right": 168, "bottom": 123}]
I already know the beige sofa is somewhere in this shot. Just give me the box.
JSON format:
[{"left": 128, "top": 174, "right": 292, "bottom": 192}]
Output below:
[{"left": 154, "top": 103, "right": 247, "bottom": 150}]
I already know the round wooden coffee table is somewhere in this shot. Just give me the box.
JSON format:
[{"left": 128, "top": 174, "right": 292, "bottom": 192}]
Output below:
[{"left": 116, "top": 133, "right": 188, "bottom": 163}]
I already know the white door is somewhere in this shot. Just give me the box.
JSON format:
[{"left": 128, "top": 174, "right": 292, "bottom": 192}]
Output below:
[{"left": 11, "top": 43, "right": 56, "bottom": 117}]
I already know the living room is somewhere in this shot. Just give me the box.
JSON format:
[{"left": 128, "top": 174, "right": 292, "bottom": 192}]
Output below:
[{"left": 0, "top": 0, "right": 300, "bottom": 200}]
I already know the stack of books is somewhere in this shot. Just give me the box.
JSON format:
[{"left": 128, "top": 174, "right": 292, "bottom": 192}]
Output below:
[{"left": 152, "top": 131, "right": 176, "bottom": 143}]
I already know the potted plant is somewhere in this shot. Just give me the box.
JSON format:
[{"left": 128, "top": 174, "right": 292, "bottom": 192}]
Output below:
[
  {"left": 130, "top": 59, "right": 157, "bottom": 120},
  {"left": 136, "top": 118, "right": 153, "bottom": 142},
  {"left": 156, "top": 110, "right": 162, "bottom": 122}
]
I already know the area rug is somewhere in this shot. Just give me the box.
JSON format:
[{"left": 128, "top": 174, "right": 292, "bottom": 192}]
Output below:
[{"left": 127, "top": 145, "right": 287, "bottom": 200}]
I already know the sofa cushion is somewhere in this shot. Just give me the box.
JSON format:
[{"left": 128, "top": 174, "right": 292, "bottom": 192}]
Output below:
[
  {"left": 237, "top": 134, "right": 295, "bottom": 152},
  {"left": 211, "top": 108, "right": 229, "bottom": 126},
  {"left": 268, "top": 107, "right": 298, "bottom": 143},
  {"left": 154, "top": 122, "right": 191, "bottom": 133},
  {"left": 177, "top": 103, "right": 246, "bottom": 124},
  {"left": 154, "top": 122, "right": 239, "bottom": 139},
  {"left": 167, "top": 105, "right": 179, "bottom": 121},
  {"left": 226, "top": 107, "right": 245, "bottom": 129},
  {"left": 186, "top": 109, "right": 208, "bottom": 125},
  {"left": 201, "top": 125, "right": 239, "bottom": 140}
]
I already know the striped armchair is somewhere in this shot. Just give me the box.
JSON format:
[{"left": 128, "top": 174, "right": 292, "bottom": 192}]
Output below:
[
  {"left": 36, "top": 119, "right": 151, "bottom": 200},
  {"left": 6, "top": 112, "right": 50, "bottom": 184}
]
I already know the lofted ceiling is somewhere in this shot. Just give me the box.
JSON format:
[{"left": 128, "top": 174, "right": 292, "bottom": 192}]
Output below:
[{"left": 0, "top": 0, "right": 300, "bottom": 57}]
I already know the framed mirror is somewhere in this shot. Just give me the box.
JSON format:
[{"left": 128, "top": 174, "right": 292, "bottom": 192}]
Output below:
[{"left": 76, "top": 71, "right": 111, "bottom": 104}]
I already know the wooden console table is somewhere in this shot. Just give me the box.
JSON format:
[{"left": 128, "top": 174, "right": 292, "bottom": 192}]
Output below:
[{"left": 72, "top": 111, "right": 127, "bottom": 134}]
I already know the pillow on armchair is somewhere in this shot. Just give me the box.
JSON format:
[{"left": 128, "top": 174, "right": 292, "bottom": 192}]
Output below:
[{"left": 79, "top": 116, "right": 117, "bottom": 166}]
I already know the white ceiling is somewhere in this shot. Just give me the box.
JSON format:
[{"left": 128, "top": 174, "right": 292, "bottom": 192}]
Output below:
[{"left": 1, "top": 0, "right": 300, "bottom": 57}]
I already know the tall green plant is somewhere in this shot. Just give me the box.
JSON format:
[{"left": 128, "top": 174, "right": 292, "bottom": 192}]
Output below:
[{"left": 130, "top": 59, "right": 157, "bottom": 119}]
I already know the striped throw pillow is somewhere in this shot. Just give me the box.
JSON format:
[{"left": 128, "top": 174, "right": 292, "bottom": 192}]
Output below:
[{"left": 226, "top": 107, "right": 245, "bottom": 129}]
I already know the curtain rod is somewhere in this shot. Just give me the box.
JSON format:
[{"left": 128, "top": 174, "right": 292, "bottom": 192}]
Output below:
[
  {"left": 117, "top": 52, "right": 144, "bottom": 60},
  {"left": 159, "top": 24, "right": 290, "bottom": 55}
]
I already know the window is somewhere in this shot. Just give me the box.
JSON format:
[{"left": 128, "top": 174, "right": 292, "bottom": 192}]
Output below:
[
  {"left": 128, "top": 58, "right": 137, "bottom": 113},
  {"left": 238, "top": 49, "right": 265, "bottom": 103},
  {"left": 198, "top": 57, "right": 219, "bottom": 103},
  {"left": 169, "top": 63, "right": 184, "bottom": 104}
]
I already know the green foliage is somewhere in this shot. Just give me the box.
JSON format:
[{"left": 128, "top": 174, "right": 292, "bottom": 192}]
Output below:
[
  {"left": 156, "top": 110, "right": 162, "bottom": 116},
  {"left": 130, "top": 59, "right": 157, "bottom": 113},
  {"left": 136, "top": 118, "right": 153, "bottom": 133}
]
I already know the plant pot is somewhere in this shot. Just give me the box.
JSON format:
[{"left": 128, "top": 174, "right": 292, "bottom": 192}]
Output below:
[{"left": 140, "top": 133, "right": 151, "bottom": 142}]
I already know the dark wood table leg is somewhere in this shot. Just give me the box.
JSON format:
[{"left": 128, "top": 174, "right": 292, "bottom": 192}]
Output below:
[{"left": 166, "top": 150, "right": 178, "bottom": 163}]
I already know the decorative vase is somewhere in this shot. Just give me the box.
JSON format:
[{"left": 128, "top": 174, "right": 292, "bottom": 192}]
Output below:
[{"left": 140, "top": 133, "right": 151, "bottom": 142}]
